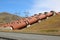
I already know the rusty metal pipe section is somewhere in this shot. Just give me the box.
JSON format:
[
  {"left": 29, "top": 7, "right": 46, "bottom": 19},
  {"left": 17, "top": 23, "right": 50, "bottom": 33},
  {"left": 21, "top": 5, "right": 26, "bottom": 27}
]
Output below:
[
  {"left": 55, "top": 12, "right": 60, "bottom": 15},
  {"left": 1, "top": 11, "right": 60, "bottom": 30},
  {"left": 38, "top": 13, "right": 47, "bottom": 20},
  {"left": 44, "top": 11, "right": 56, "bottom": 17}
]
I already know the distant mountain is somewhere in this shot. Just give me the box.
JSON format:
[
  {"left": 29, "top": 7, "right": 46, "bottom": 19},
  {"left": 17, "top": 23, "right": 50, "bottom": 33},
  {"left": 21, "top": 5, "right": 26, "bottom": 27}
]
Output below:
[{"left": 0, "top": 12, "right": 23, "bottom": 24}]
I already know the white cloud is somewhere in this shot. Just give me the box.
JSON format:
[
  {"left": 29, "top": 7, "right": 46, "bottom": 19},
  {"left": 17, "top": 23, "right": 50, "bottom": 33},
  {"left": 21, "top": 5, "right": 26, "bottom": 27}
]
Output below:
[{"left": 29, "top": 0, "right": 60, "bottom": 15}]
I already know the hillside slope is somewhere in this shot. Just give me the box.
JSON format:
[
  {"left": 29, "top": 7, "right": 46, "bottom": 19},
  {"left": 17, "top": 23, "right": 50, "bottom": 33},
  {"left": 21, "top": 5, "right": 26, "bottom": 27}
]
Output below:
[
  {"left": 0, "top": 12, "right": 22, "bottom": 26},
  {"left": 0, "top": 14, "right": 60, "bottom": 35},
  {"left": 18, "top": 15, "right": 60, "bottom": 35}
]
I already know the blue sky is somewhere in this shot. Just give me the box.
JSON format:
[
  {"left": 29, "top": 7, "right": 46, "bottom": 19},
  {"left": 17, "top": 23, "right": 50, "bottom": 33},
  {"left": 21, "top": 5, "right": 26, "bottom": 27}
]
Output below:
[{"left": 0, "top": 0, "right": 60, "bottom": 17}]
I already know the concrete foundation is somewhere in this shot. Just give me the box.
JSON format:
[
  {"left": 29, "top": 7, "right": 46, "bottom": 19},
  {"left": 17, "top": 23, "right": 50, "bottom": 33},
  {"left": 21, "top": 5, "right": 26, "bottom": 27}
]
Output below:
[{"left": 27, "top": 25, "right": 31, "bottom": 28}]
